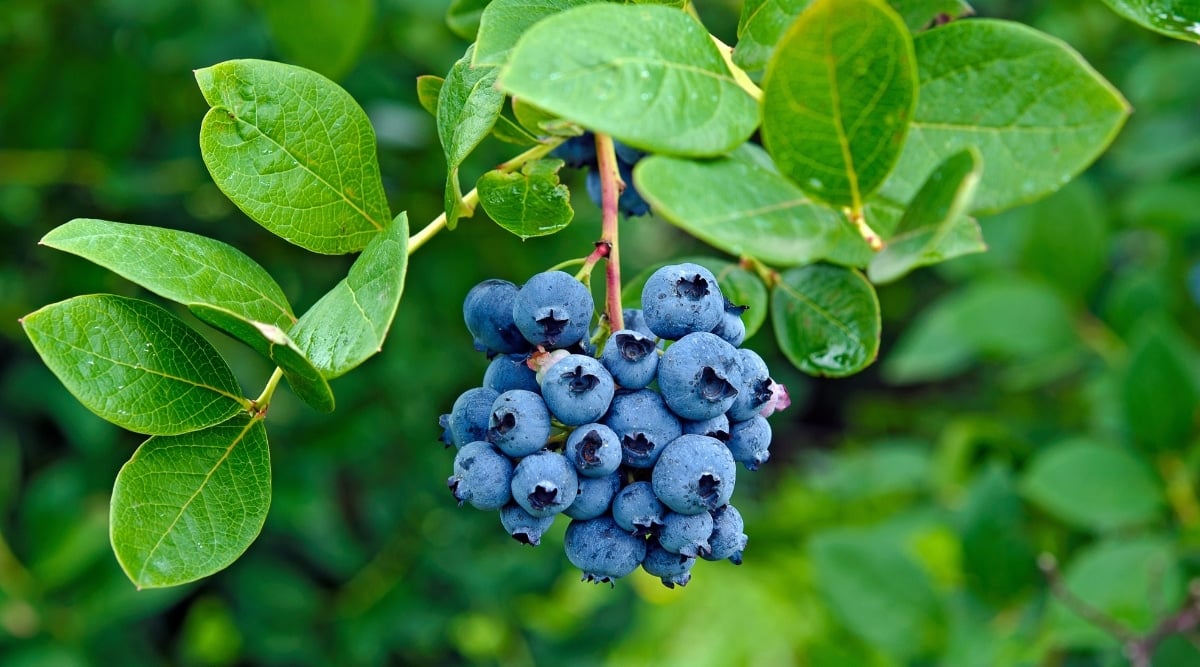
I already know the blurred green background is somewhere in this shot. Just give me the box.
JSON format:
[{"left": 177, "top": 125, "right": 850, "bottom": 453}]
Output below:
[{"left": 2, "top": 0, "right": 1199, "bottom": 665}]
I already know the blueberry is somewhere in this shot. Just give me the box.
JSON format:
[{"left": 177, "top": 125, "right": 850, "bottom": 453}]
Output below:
[
  {"left": 613, "top": 140, "right": 646, "bottom": 166},
  {"left": 511, "top": 450, "right": 579, "bottom": 518},
  {"left": 651, "top": 434, "right": 736, "bottom": 515},
  {"left": 728, "top": 349, "right": 773, "bottom": 422},
  {"left": 447, "top": 441, "right": 514, "bottom": 511},
  {"left": 603, "top": 389, "right": 682, "bottom": 469},
  {"left": 464, "top": 279, "right": 530, "bottom": 356},
  {"left": 541, "top": 354, "right": 615, "bottom": 425},
  {"left": 512, "top": 271, "right": 594, "bottom": 349},
  {"left": 641, "top": 263, "right": 725, "bottom": 340},
  {"left": 483, "top": 353, "right": 539, "bottom": 393},
  {"left": 585, "top": 161, "right": 651, "bottom": 217},
  {"left": 682, "top": 413, "right": 730, "bottom": 442},
  {"left": 621, "top": 308, "right": 657, "bottom": 341},
  {"left": 564, "top": 472, "right": 621, "bottom": 520},
  {"left": 565, "top": 423, "right": 623, "bottom": 478},
  {"left": 711, "top": 299, "right": 749, "bottom": 347},
  {"left": 657, "top": 332, "right": 741, "bottom": 421},
  {"left": 500, "top": 502, "right": 556, "bottom": 546},
  {"left": 728, "top": 415, "right": 771, "bottom": 471},
  {"left": 612, "top": 481, "right": 666, "bottom": 536},
  {"left": 564, "top": 516, "right": 647, "bottom": 585},
  {"left": 641, "top": 540, "right": 694, "bottom": 589},
  {"left": 658, "top": 511, "right": 714, "bottom": 557},
  {"left": 704, "top": 504, "right": 748, "bottom": 564},
  {"left": 600, "top": 329, "right": 659, "bottom": 389},
  {"left": 448, "top": 387, "right": 500, "bottom": 448},
  {"left": 488, "top": 389, "right": 551, "bottom": 458},
  {"left": 551, "top": 131, "right": 596, "bottom": 168}
]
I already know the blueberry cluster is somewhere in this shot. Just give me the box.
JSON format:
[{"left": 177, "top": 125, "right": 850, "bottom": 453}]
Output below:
[
  {"left": 440, "top": 265, "right": 787, "bottom": 587},
  {"left": 551, "top": 132, "right": 651, "bottom": 217}
]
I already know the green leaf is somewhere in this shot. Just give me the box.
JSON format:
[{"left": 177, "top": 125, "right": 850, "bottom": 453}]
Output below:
[
  {"left": 438, "top": 46, "right": 505, "bottom": 230},
  {"left": 1051, "top": 537, "right": 1183, "bottom": 648},
  {"left": 1099, "top": 0, "right": 1200, "bottom": 42},
  {"left": 888, "top": 0, "right": 973, "bottom": 32},
  {"left": 879, "top": 20, "right": 1131, "bottom": 215},
  {"left": 490, "top": 114, "right": 540, "bottom": 146},
  {"left": 956, "top": 463, "right": 1036, "bottom": 605},
  {"left": 1021, "top": 438, "right": 1164, "bottom": 532},
  {"left": 499, "top": 4, "right": 759, "bottom": 157},
  {"left": 1012, "top": 178, "right": 1109, "bottom": 297},
  {"left": 771, "top": 264, "right": 881, "bottom": 376},
  {"left": 110, "top": 413, "right": 270, "bottom": 588},
  {"left": 511, "top": 98, "right": 583, "bottom": 137},
  {"left": 477, "top": 158, "right": 574, "bottom": 239},
  {"left": 634, "top": 155, "right": 872, "bottom": 268},
  {"left": 1122, "top": 323, "right": 1200, "bottom": 452},
  {"left": 808, "top": 439, "right": 932, "bottom": 500},
  {"left": 446, "top": 0, "right": 490, "bottom": 39},
  {"left": 21, "top": 295, "right": 246, "bottom": 436},
  {"left": 733, "top": 0, "right": 813, "bottom": 73},
  {"left": 474, "top": 0, "right": 601, "bottom": 67},
  {"left": 260, "top": 0, "right": 372, "bottom": 81},
  {"left": 419, "top": 75, "right": 537, "bottom": 146},
  {"left": 416, "top": 75, "right": 443, "bottom": 116},
  {"left": 868, "top": 148, "right": 986, "bottom": 284},
  {"left": 290, "top": 213, "right": 409, "bottom": 379},
  {"left": 761, "top": 0, "right": 917, "bottom": 209},
  {"left": 196, "top": 59, "right": 390, "bottom": 254},
  {"left": 622, "top": 256, "right": 770, "bottom": 340}
]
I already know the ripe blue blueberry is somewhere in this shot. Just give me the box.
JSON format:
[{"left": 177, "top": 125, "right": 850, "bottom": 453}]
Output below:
[
  {"left": 500, "top": 502, "right": 556, "bottom": 546},
  {"left": 682, "top": 413, "right": 730, "bottom": 442},
  {"left": 551, "top": 132, "right": 597, "bottom": 168},
  {"left": 621, "top": 308, "right": 658, "bottom": 342},
  {"left": 599, "top": 329, "right": 659, "bottom": 389},
  {"left": 541, "top": 354, "right": 615, "bottom": 425},
  {"left": 728, "top": 349, "right": 773, "bottom": 422},
  {"left": 488, "top": 389, "right": 551, "bottom": 458},
  {"left": 641, "top": 263, "right": 725, "bottom": 340},
  {"left": 447, "top": 441, "right": 514, "bottom": 511},
  {"left": 711, "top": 299, "right": 748, "bottom": 347},
  {"left": 657, "top": 332, "right": 741, "bottom": 421},
  {"left": 511, "top": 451, "right": 580, "bottom": 518},
  {"left": 585, "top": 160, "right": 650, "bottom": 217},
  {"left": 641, "top": 540, "right": 694, "bottom": 589},
  {"left": 651, "top": 434, "right": 737, "bottom": 515},
  {"left": 564, "top": 472, "right": 621, "bottom": 520},
  {"left": 464, "top": 279, "right": 530, "bottom": 355},
  {"left": 448, "top": 387, "right": 500, "bottom": 448},
  {"left": 728, "top": 415, "right": 771, "bottom": 471},
  {"left": 483, "top": 353, "right": 539, "bottom": 393},
  {"left": 564, "top": 516, "right": 647, "bottom": 585},
  {"left": 565, "top": 423, "right": 623, "bottom": 478},
  {"left": 658, "top": 511, "right": 714, "bottom": 557},
  {"left": 704, "top": 504, "right": 748, "bottom": 564},
  {"left": 603, "top": 389, "right": 682, "bottom": 469},
  {"left": 612, "top": 481, "right": 666, "bottom": 536},
  {"left": 512, "top": 271, "right": 594, "bottom": 349}
]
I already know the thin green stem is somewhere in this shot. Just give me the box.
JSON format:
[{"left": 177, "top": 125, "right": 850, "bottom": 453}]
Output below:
[
  {"left": 251, "top": 367, "right": 285, "bottom": 417},
  {"left": 548, "top": 256, "right": 588, "bottom": 273},
  {"left": 407, "top": 140, "right": 564, "bottom": 254},
  {"left": 594, "top": 133, "right": 624, "bottom": 332}
]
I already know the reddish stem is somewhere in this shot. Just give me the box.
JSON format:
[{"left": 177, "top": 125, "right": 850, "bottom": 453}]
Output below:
[{"left": 594, "top": 133, "right": 624, "bottom": 332}]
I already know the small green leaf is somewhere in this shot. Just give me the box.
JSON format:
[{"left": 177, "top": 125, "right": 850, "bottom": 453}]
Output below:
[
  {"left": 634, "top": 155, "right": 871, "bottom": 268},
  {"left": 622, "top": 256, "right": 770, "bottom": 340},
  {"left": 420, "top": 75, "right": 536, "bottom": 146},
  {"left": 771, "top": 264, "right": 881, "bottom": 376},
  {"left": 868, "top": 148, "right": 985, "bottom": 284},
  {"left": 40, "top": 219, "right": 295, "bottom": 330},
  {"left": 888, "top": 0, "right": 973, "bottom": 31},
  {"left": 439, "top": 46, "right": 505, "bottom": 230},
  {"left": 474, "top": 0, "right": 601, "bottom": 67},
  {"left": 1121, "top": 323, "right": 1200, "bottom": 452},
  {"left": 761, "top": 0, "right": 917, "bottom": 209},
  {"left": 879, "top": 20, "right": 1131, "bottom": 215},
  {"left": 1021, "top": 438, "right": 1164, "bottom": 532},
  {"left": 196, "top": 59, "right": 390, "bottom": 254},
  {"left": 290, "top": 213, "right": 409, "bottom": 379},
  {"left": 21, "top": 295, "right": 246, "bottom": 435},
  {"left": 512, "top": 98, "right": 582, "bottom": 137},
  {"left": 446, "top": 0, "right": 490, "bottom": 39},
  {"left": 500, "top": 4, "right": 759, "bottom": 156},
  {"left": 260, "top": 0, "right": 373, "bottom": 81},
  {"left": 490, "top": 114, "right": 540, "bottom": 146},
  {"left": 733, "top": 0, "right": 814, "bottom": 72},
  {"left": 110, "top": 413, "right": 270, "bottom": 588},
  {"left": 1099, "top": 0, "right": 1200, "bottom": 42},
  {"left": 416, "top": 75, "right": 443, "bottom": 116},
  {"left": 477, "top": 158, "right": 574, "bottom": 239}
]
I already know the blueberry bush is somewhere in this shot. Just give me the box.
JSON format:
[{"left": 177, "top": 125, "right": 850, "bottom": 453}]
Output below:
[{"left": 4, "top": 0, "right": 1200, "bottom": 664}]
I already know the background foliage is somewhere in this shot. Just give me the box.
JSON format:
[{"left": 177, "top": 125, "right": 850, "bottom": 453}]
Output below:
[{"left": 1, "top": 0, "right": 1199, "bottom": 665}]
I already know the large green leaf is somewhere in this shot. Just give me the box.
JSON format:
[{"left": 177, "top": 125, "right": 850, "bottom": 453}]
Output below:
[
  {"left": 733, "top": 0, "right": 813, "bottom": 73},
  {"left": 260, "top": 0, "right": 373, "bottom": 80},
  {"left": 477, "top": 158, "right": 573, "bottom": 239},
  {"left": 196, "top": 59, "right": 389, "bottom": 254},
  {"left": 761, "top": 0, "right": 917, "bottom": 209},
  {"left": 439, "top": 46, "right": 505, "bottom": 230},
  {"left": 1099, "top": 0, "right": 1200, "bottom": 42},
  {"left": 1021, "top": 438, "right": 1164, "bottom": 532},
  {"left": 771, "top": 264, "right": 881, "bottom": 376},
  {"left": 21, "top": 295, "right": 247, "bottom": 435},
  {"left": 499, "top": 4, "right": 759, "bottom": 157},
  {"left": 879, "top": 20, "right": 1131, "bottom": 215},
  {"left": 474, "top": 0, "right": 601, "bottom": 67},
  {"left": 634, "top": 155, "right": 872, "bottom": 268},
  {"left": 110, "top": 414, "right": 270, "bottom": 589},
  {"left": 290, "top": 213, "right": 409, "bottom": 379},
  {"left": 868, "top": 148, "right": 985, "bottom": 284}
]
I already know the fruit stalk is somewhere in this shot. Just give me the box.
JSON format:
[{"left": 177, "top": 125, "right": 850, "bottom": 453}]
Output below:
[{"left": 594, "top": 133, "right": 625, "bottom": 333}]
